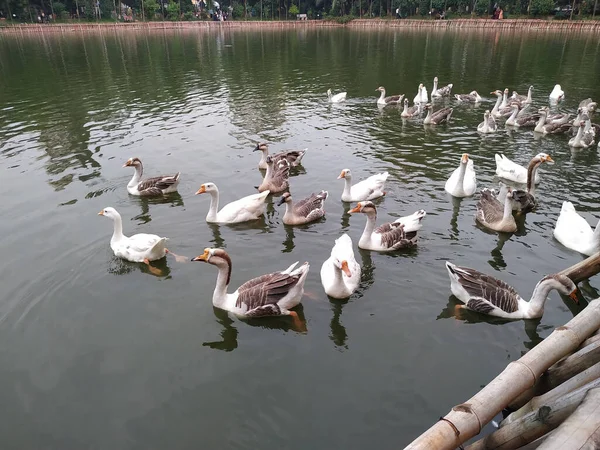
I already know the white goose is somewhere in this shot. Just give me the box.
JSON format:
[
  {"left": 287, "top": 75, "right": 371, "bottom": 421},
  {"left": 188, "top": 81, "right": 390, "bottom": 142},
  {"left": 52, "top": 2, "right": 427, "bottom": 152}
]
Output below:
[
  {"left": 413, "top": 83, "right": 428, "bottom": 104},
  {"left": 495, "top": 153, "right": 541, "bottom": 184},
  {"left": 554, "top": 201, "right": 600, "bottom": 256},
  {"left": 445, "top": 262, "right": 578, "bottom": 319},
  {"left": 349, "top": 201, "right": 427, "bottom": 252},
  {"left": 196, "top": 182, "right": 269, "bottom": 224},
  {"left": 549, "top": 84, "right": 565, "bottom": 103},
  {"left": 569, "top": 121, "right": 595, "bottom": 148},
  {"left": 444, "top": 153, "right": 477, "bottom": 198},
  {"left": 98, "top": 207, "right": 169, "bottom": 273},
  {"left": 327, "top": 89, "right": 347, "bottom": 103},
  {"left": 320, "top": 234, "right": 361, "bottom": 299},
  {"left": 338, "top": 169, "right": 388, "bottom": 202},
  {"left": 477, "top": 110, "right": 497, "bottom": 133},
  {"left": 511, "top": 86, "right": 534, "bottom": 105},
  {"left": 123, "top": 157, "right": 180, "bottom": 196},
  {"left": 192, "top": 248, "right": 309, "bottom": 321}
]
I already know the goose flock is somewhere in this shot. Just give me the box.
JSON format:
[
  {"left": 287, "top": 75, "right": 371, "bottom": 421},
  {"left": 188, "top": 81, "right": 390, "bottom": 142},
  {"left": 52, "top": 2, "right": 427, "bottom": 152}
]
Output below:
[{"left": 98, "top": 79, "right": 600, "bottom": 327}]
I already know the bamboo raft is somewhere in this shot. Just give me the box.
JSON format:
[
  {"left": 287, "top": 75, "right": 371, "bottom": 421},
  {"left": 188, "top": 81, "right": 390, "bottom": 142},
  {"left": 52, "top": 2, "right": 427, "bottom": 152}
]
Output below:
[
  {"left": 405, "top": 252, "right": 600, "bottom": 449},
  {"left": 1, "top": 18, "right": 600, "bottom": 34}
]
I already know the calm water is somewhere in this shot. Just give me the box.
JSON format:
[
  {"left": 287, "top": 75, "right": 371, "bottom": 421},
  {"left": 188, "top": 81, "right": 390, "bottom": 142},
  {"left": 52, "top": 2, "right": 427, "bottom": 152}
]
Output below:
[{"left": 1, "top": 27, "right": 600, "bottom": 448}]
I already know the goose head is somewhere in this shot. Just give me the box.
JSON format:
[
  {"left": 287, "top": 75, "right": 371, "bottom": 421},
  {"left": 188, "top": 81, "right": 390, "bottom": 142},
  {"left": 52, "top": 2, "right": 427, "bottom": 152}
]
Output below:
[
  {"left": 191, "top": 248, "right": 233, "bottom": 283},
  {"left": 376, "top": 86, "right": 385, "bottom": 93},
  {"left": 503, "top": 88, "right": 509, "bottom": 96},
  {"left": 433, "top": 76, "right": 439, "bottom": 83},
  {"left": 348, "top": 200, "right": 377, "bottom": 215},
  {"left": 327, "top": 89, "right": 332, "bottom": 97},
  {"left": 123, "top": 157, "right": 142, "bottom": 168},
  {"left": 276, "top": 191, "right": 292, "bottom": 206},
  {"left": 460, "top": 153, "right": 469, "bottom": 165},
  {"left": 337, "top": 168, "right": 352, "bottom": 180},
  {"left": 404, "top": 98, "right": 409, "bottom": 107},
  {"left": 491, "top": 89, "right": 503, "bottom": 97},
  {"left": 423, "top": 103, "right": 432, "bottom": 111},
  {"left": 332, "top": 257, "right": 352, "bottom": 277},
  {"left": 538, "top": 273, "right": 579, "bottom": 303},
  {"left": 533, "top": 153, "right": 554, "bottom": 165},
  {"left": 253, "top": 142, "right": 268, "bottom": 153},
  {"left": 483, "top": 110, "right": 490, "bottom": 120},
  {"left": 195, "top": 182, "right": 218, "bottom": 195},
  {"left": 98, "top": 206, "right": 120, "bottom": 220}
]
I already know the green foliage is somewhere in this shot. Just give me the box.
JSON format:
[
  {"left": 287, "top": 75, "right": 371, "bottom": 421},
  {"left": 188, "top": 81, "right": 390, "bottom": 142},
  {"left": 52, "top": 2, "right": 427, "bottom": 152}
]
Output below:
[
  {"left": 289, "top": 3, "right": 299, "bottom": 14},
  {"left": 232, "top": 2, "right": 245, "bottom": 17},
  {"left": 325, "top": 13, "right": 355, "bottom": 21},
  {"left": 53, "top": 1, "right": 66, "bottom": 15},
  {"left": 530, "top": 0, "right": 553, "bottom": 15},
  {"left": 166, "top": 0, "right": 180, "bottom": 19},
  {"left": 144, "top": 0, "right": 160, "bottom": 18}
]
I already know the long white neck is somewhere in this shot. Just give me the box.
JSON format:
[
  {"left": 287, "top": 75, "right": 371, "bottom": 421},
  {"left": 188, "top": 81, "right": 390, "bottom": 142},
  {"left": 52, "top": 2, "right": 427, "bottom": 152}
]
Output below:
[
  {"left": 331, "top": 263, "right": 345, "bottom": 288},
  {"left": 110, "top": 213, "right": 125, "bottom": 242},
  {"left": 424, "top": 108, "right": 432, "bottom": 124},
  {"left": 502, "top": 198, "right": 514, "bottom": 222},
  {"left": 379, "top": 90, "right": 386, "bottom": 102},
  {"left": 433, "top": 79, "right": 438, "bottom": 93},
  {"left": 507, "top": 107, "right": 518, "bottom": 125},
  {"left": 258, "top": 150, "right": 268, "bottom": 167},
  {"left": 283, "top": 200, "right": 294, "bottom": 221},
  {"left": 500, "top": 91, "right": 508, "bottom": 109},
  {"left": 527, "top": 279, "right": 560, "bottom": 317},
  {"left": 128, "top": 164, "right": 143, "bottom": 187},
  {"left": 491, "top": 95, "right": 502, "bottom": 114},
  {"left": 264, "top": 162, "right": 274, "bottom": 181},
  {"left": 402, "top": 102, "right": 409, "bottom": 115},
  {"left": 206, "top": 189, "right": 220, "bottom": 222},
  {"left": 457, "top": 161, "right": 468, "bottom": 192},
  {"left": 359, "top": 213, "right": 377, "bottom": 246},
  {"left": 211, "top": 263, "right": 230, "bottom": 308},
  {"left": 584, "top": 120, "right": 592, "bottom": 133},
  {"left": 327, "top": 91, "right": 332, "bottom": 101},
  {"left": 526, "top": 87, "right": 533, "bottom": 103},
  {"left": 342, "top": 177, "right": 352, "bottom": 199},
  {"left": 572, "top": 126, "right": 584, "bottom": 147},
  {"left": 534, "top": 113, "right": 547, "bottom": 133}
]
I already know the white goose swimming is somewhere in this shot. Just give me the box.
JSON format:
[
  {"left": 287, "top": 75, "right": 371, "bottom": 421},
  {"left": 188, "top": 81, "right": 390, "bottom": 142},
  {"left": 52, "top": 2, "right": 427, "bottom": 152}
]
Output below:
[
  {"left": 349, "top": 201, "right": 427, "bottom": 252},
  {"left": 320, "top": 234, "right": 361, "bottom": 299},
  {"left": 444, "top": 153, "right": 477, "bottom": 198},
  {"left": 490, "top": 89, "right": 513, "bottom": 118},
  {"left": 511, "top": 86, "right": 534, "bottom": 105},
  {"left": 549, "top": 84, "right": 565, "bottom": 103},
  {"left": 327, "top": 89, "right": 347, "bottom": 103},
  {"left": 495, "top": 153, "right": 541, "bottom": 184},
  {"left": 337, "top": 168, "right": 388, "bottom": 202},
  {"left": 413, "top": 83, "right": 428, "bottom": 104},
  {"left": 554, "top": 201, "right": 600, "bottom": 256},
  {"left": 477, "top": 110, "right": 497, "bottom": 133},
  {"left": 123, "top": 157, "right": 180, "bottom": 196},
  {"left": 196, "top": 182, "right": 269, "bottom": 224},
  {"left": 98, "top": 207, "right": 169, "bottom": 273},
  {"left": 445, "top": 262, "right": 578, "bottom": 319},
  {"left": 192, "top": 248, "right": 309, "bottom": 321},
  {"left": 569, "top": 120, "right": 596, "bottom": 148}
]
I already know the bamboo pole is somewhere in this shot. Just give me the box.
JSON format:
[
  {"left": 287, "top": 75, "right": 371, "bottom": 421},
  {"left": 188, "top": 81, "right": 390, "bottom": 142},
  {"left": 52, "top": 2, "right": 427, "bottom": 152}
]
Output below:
[
  {"left": 403, "top": 299, "right": 600, "bottom": 450},
  {"left": 537, "top": 388, "right": 600, "bottom": 449},
  {"left": 508, "top": 340, "right": 600, "bottom": 410},
  {"left": 560, "top": 252, "right": 600, "bottom": 285},
  {"left": 502, "top": 361, "right": 600, "bottom": 426},
  {"left": 465, "top": 378, "right": 600, "bottom": 449}
]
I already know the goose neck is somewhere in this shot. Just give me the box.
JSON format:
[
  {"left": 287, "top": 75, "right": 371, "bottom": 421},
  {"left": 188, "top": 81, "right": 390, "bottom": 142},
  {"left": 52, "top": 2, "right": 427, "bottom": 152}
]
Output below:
[
  {"left": 211, "top": 261, "right": 231, "bottom": 308},
  {"left": 110, "top": 213, "right": 125, "bottom": 242},
  {"left": 527, "top": 278, "right": 558, "bottom": 317},
  {"left": 526, "top": 160, "right": 542, "bottom": 195},
  {"left": 128, "top": 164, "right": 143, "bottom": 187},
  {"left": 359, "top": 212, "right": 377, "bottom": 246},
  {"left": 206, "top": 189, "right": 220, "bottom": 221},
  {"left": 491, "top": 95, "right": 502, "bottom": 114}
]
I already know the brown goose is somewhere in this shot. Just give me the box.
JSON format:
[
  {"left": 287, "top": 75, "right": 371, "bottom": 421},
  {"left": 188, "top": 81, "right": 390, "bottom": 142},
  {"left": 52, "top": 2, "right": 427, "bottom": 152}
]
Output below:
[
  {"left": 491, "top": 89, "right": 514, "bottom": 118},
  {"left": 445, "top": 262, "right": 578, "bottom": 319},
  {"left": 191, "top": 248, "right": 309, "bottom": 320},
  {"left": 258, "top": 156, "right": 290, "bottom": 193},
  {"left": 376, "top": 86, "right": 404, "bottom": 106},
  {"left": 254, "top": 143, "right": 306, "bottom": 170},
  {"left": 349, "top": 201, "right": 427, "bottom": 252},
  {"left": 423, "top": 103, "right": 453, "bottom": 125},
  {"left": 511, "top": 153, "right": 554, "bottom": 213},
  {"left": 123, "top": 157, "right": 180, "bottom": 196},
  {"left": 401, "top": 98, "right": 421, "bottom": 118},
  {"left": 475, "top": 188, "right": 517, "bottom": 233},
  {"left": 534, "top": 109, "right": 572, "bottom": 134},
  {"left": 454, "top": 91, "right": 482, "bottom": 103},
  {"left": 505, "top": 103, "right": 540, "bottom": 128},
  {"left": 510, "top": 86, "right": 534, "bottom": 105},
  {"left": 277, "top": 191, "right": 328, "bottom": 225},
  {"left": 431, "top": 77, "right": 453, "bottom": 98}
]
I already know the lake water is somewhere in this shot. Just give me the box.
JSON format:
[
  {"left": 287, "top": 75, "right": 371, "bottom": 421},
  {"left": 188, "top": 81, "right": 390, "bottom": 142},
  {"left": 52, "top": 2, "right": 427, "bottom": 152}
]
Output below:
[{"left": 1, "top": 27, "right": 600, "bottom": 448}]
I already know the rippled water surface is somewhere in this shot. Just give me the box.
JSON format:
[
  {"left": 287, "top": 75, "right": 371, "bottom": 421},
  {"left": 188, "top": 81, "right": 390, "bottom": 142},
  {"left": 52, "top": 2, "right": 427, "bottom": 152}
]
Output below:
[{"left": 1, "top": 28, "right": 600, "bottom": 448}]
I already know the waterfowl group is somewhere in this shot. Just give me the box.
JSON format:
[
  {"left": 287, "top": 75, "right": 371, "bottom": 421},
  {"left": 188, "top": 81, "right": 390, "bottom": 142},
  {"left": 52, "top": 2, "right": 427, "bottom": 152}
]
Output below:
[{"left": 96, "top": 80, "right": 598, "bottom": 328}]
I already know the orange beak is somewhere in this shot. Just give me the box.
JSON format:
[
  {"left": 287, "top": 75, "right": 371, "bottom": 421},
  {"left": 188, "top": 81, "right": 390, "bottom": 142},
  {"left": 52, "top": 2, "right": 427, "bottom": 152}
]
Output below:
[
  {"left": 195, "top": 185, "right": 206, "bottom": 195},
  {"left": 337, "top": 171, "right": 346, "bottom": 180},
  {"left": 191, "top": 249, "right": 210, "bottom": 262},
  {"left": 123, "top": 159, "right": 132, "bottom": 167},
  {"left": 461, "top": 153, "right": 469, "bottom": 164},
  {"left": 569, "top": 288, "right": 579, "bottom": 304},
  {"left": 348, "top": 203, "right": 362, "bottom": 214},
  {"left": 544, "top": 155, "right": 554, "bottom": 163},
  {"left": 97, "top": 210, "right": 104, "bottom": 216},
  {"left": 341, "top": 260, "right": 351, "bottom": 277}
]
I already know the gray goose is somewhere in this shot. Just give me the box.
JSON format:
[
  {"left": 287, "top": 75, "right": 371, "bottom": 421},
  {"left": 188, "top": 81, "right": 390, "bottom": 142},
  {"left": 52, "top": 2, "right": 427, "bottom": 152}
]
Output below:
[
  {"left": 475, "top": 188, "right": 517, "bottom": 233},
  {"left": 511, "top": 153, "right": 554, "bottom": 213},
  {"left": 445, "top": 262, "right": 578, "bottom": 319},
  {"left": 123, "top": 157, "right": 180, "bottom": 196},
  {"left": 376, "top": 86, "right": 404, "bottom": 106},
  {"left": 191, "top": 248, "right": 309, "bottom": 321},
  {"left": 454, "top": 91, "right": 482, "bottom": 103},
  {"left": 431, "top": 76, "right": 453, "bottom": 98},
  {"left": 510, "top": 86, "right": 534, "bottom": 105},
  {"left": 254, "top": 143, "right": 306, "bottom": 170},
  {"left": 491, "top": 89, "right": 514, "bottom": 118},
  {"left": 401, "top": 98, "right": 421, "bottom": 118},
  {"left": 534, "top": 109, "right": 572, "bottom": 134},
  {"left": 277, "top": 191, "right": 328, "bottom": 225},
  {"left": 505, "top": 103, "right": 540, "bottom": 128},
  {"left": 423, "top": 103, "right": 453, "bottom": 125},
  {"left": 569, "top": 121, "right": 596, "bottom": 148},
  {"left": 258, "top": 156, "right": 290, "bottom": 194}
]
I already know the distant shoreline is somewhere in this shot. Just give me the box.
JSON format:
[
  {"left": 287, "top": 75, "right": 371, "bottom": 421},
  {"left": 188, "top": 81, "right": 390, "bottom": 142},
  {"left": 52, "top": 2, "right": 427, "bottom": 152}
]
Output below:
[{"left": 1, "top": 18, "right": 600, "bottom": 33}]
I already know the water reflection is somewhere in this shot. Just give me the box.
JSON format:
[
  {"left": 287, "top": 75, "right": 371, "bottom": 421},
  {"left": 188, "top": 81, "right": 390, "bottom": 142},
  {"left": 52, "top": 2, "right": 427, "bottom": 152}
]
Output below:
[
  {"left": 131, "top": 193, "right": 185, "bottom": 225},
  {"left": 328, "top": 299, "right": 348, "bottom": 350},
  {"left": 488, "top": 232, "right": 512, "bottom": 271},
  {"left": 449, "top": 196, "right": 464, "bottom": 238},
  {"left": 207, "top": 223, "right": 226, "bottom": 249},
  {"left": 107, "top": 256, "right": 172, "bottom": 278},
  {"left": 282, "top": 225, "right": 295, "bottom": 253}
]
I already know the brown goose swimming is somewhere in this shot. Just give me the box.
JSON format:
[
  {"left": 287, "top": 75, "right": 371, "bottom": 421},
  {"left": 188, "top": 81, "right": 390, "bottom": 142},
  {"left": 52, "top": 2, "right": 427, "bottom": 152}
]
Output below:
[
  {"left": 254, "top": 142, "right": 306, "bottom": 170},
  {"left": 475, "top": 188, "right": 517, "bottom": 233},
  {"left": 510, "top": 153, "right": 554, "bottom": 213},
  {"left": 454, "top": 91, "right": 482, "bottom": 103},
  {"left": 376, "top": 86, "right": 404, "bottom": 106},
  {"left": 423, "top": 103, "right": 453, "bottom": 125},
  {"left": 277, "top": 190, "right": 328, "bottom": 225},
  {"left": 123, "top": 157, "right": 180, "bottom": 196},
  {"left": 445, "top": 262, "right": 578, "bottom": 319},
  {"left": 191, "top": 248, "right": 310, "bottom": 320},
  {"left": 505, "top": 103, "right": 540, "bottom": 128},
  {"left": 401, "top": 98, "right": 421, "bottom": 118},
  {"left": 431, "top": 76, "right": 453, "bottom": 98},
  {"left": 258, "top": 156, "right": 290, "bottom": 193}
]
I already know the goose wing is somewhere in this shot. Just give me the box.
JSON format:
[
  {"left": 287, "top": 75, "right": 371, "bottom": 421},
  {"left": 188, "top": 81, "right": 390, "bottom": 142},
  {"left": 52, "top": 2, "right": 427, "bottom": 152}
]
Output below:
[
  {"left": 477, "top": 189, "right": 504, "bottom": 224},
  {"left": 436, "top": 84, "right": 453, "bottom": 97},
  {"left": 385, "top": 94, "right": 404, "bottom": 104},
  {"left": 375, "top": 221, "right": 418, "bottom": 249},
  {"left": 137, "top": 173, "right": 180, "bottom": 195},
  {"left": 236, "top": 271, "right": 304, "bottom": 310},
  {"left": 448, "top": 264, "right": 520, "bottom": 314},
  {"left": 293, "top": 191, "right": 328, "bottom": 219}
]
